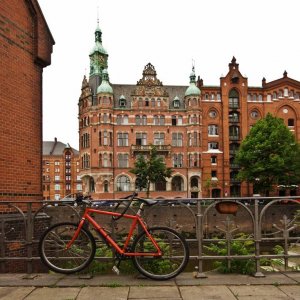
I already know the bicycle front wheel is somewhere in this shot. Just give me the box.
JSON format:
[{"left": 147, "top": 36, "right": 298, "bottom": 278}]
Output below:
[
  {"left": 132, "top": 226, "right": 189, "bottom": 280},
  {"left": 39, "top": 222, "right": 96, "bottom": 274}
]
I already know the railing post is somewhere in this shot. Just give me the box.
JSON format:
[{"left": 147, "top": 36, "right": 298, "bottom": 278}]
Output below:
[
  {"left": 0, "top": 219, "right": 5, "bottom": 273},
  {"left": 194, "top": 200, "right": 207, "bottom": 278},
  {"left": 26, "top": 202, "right": 33, "bottom": 274},
  {"left": 254, "top": 199, "right": 265, "bottom": 277}
]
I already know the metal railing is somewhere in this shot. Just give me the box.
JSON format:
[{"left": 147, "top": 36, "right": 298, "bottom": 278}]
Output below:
[{"left": 0, "top": 196, "right": 299, "bottom": 277}]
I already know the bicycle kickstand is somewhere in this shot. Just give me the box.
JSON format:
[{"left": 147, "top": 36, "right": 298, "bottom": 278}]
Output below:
[{"left": 112, "top": 257, "right": 122, "bottom": 275}]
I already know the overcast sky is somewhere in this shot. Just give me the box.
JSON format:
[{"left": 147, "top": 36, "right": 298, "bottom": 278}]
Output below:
[{"left": 38, "top": 0, "right": 300, "bottom": 149}]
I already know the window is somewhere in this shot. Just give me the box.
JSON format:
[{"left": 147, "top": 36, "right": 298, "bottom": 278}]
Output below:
[
  {"left": 55, "top": 168, "right": 60, "bottom": 173},
  {"left": 81, "top": 133, "right": 90, "bottom": 148},
  {"left": 229, "top": 125, "right": 240, "bottom": 140},
  {"left": 82, "top": 153, "right": 90, "bottom": 168},
  {"left": 103, "top": 113, "right": 108, "bottom": 123},
  {"left": 172, "top": 115, "right": 177, "bottom": 126},
  {"left": 117, "top": 175, "right": 130, "bottom": 191},
  {"left": 103, "top": 130, "right": 108, "bottom": 146},
  {"left": 208, "top": 125, "right": 219, "bottom": 136},
  {"left": 54, "top": 184, "right": 60, "bottom": 191},
  {"left": 217, "top": 93, "right": 221, "bottom": 100},
  {"left": 208, "top": 142, "right": 218, "bottom": 150},
  {"left": 118, "top": 153, "right": 129, "bottom": 167},
  {"left": 54, "top": 175, "right": 60, "bottom": 181},
  {"left": 188, "top": 132, "right": 200, "bottom": 146},
  {"left": 273, "top": 92, "right": 277, "bottom": 99},
  {"left": 229, "top": 89, "right": 239, "bottom": 109},
  {"left": 77, "top": 175, "right": 81, "bottom": 181},
  {"left": 173, "top": 99, "right": 180, "bottom": 108},
  {"left": 102, "top": 153, "right": 109, "bottom": 167},
  {"left": 229, "top": 112, "right": 239, "bottom": 122},
  {"left": 173, "top": 154, "right": 183, "bottom": 167},
  {"left": 154, "top": 132, "right": 165, "bottom": 145},
  {"left": 151, "top": 98, "right": 155, "bottom": 107},
  {"left": 209, "top": 110, "right": 217, "bottom": 118},
  {"left": 172, "top": 133, "right": 183, "bottom": 146},
  {"left": 54, "top": 194, "right": 60, "bottom": 200},
  {"left": 104, "top": 180, "right": 109, "bottom": 192},
  {"left": 142, "top": 115, "right": 147, "bottom": 125},
  {"left": 119, "top": 97, "right": 126, "bottom": 107},
  {"left": 135, "top": 115, "right": 141, "bottom": 125},
  {"left": 284, "top": 88, "right": 288, "bottom": 97},
  {"left": 77, "top": 184, "right": 82, "bottom": 191},
  {"left": 54, "top": 161, "right": 60, "bottom": 166},
  {"left": 250, "top": 110, "right": 259, "bottom": 119},
  {"left": 211, "top": 170, "right": 217, "bottom": 178},
  {"left": 153, "top": 115, "right": 165, "bottom": 125},
  {"left": 136, "top": 133, "right": 147, "bottom": 145},
  {"left": 288, "top": 118, "right": 294, "bottom": 127},
  {"left": 117, "top": 133, "right": 128, "bottom": 146},
  {"left": 171, "top": 176, "right": 184, "bottom": 191},
  {"left": 258, "top": 94, "right": 263, "bottom": 101},
  {"left": 116, "top": 114, "right": 128, "bottom": 125},
  {"left": 188, "top": 153, "right": 199, "bottom": 167},
  {"left": 211, "top": 156, "right": 217, "bottom": 164}
]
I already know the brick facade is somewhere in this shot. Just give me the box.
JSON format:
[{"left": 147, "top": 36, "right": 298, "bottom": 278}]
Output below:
[
  {"left": 0, "top": 0, "right": 54, "bottom": 201},
  {"left": 78, "top": 26, "right": 300, "bottom": 199},
  {"left": 42, "top": 138, "right": 82, "bottom": 200}
]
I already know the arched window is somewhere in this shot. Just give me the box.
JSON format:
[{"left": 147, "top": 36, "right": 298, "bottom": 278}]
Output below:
[
  {"left": 172, "top": 176, "right": 184, "bottom": 191},
  {"left": 135, "top": 115, "right": 141, "bottom": 125},
  {"left": 142, "top": 115, "right": 147, "bottom": 125},
  {"left": 191, "top": 177, "right": 198, "bottom": 188},
  {"left": 88, "top": 177, "right": 95, "bottom": 193},
  {"left": 117, "top": 176, "right": 130, "bottom": 191},
  {"left": 104, "top": 180, "right": 109, "bottom": 193}
]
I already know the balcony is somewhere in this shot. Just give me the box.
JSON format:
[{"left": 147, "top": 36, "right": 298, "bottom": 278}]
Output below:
[
  {"left": 131, "top": 144, "right": 171, "bottom": 154},
  {"left": 229, "top": 135, "right": 240, "bottom": 141},
  {"left": 229, "top": 117, "right": 239, "bottom": 123}
]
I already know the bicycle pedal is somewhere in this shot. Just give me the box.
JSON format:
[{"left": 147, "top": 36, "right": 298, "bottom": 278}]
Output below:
[{"left": 112, "top": 265, "right": 120, "bottom": 275}]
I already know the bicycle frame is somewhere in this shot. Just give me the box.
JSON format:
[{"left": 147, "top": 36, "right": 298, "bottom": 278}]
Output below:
[{"left": 65, "top": 206, "right": 162, "bottom": 257}]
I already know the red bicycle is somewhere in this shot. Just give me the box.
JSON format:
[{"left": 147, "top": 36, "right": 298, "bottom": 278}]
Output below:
[{"left": 39, "top": 192, "right": 189, "bottom": 280}]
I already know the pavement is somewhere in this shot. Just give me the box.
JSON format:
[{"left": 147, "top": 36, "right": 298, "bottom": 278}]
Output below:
[{"left": 0, "top": 271, "right": 299, "bottom": 300}]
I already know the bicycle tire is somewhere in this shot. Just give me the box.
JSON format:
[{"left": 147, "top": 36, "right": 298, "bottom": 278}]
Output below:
[
  {"left": 39, "top": 222, "right": 96, "bottom": 274},
  {"left": 131, "top": 226, "right": 189, "bottom": 280}
]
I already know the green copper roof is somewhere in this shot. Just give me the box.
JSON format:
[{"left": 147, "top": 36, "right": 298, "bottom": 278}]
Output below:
[
  {"left": 90, "top": 23, "right": 108, "bottom": 55},
  {"left": 97, "top": 69, "right": 113, "bottom": 94},
  {"left": 185, "top": 67, "right": 200, "bottom": 96}
]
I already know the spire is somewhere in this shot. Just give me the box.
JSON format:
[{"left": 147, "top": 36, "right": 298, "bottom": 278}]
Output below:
[{"left": 185, "top": 65, "right": 201, "bottom": 97}]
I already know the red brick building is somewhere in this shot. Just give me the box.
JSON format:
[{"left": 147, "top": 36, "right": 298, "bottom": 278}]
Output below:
[
  {"left": 42, "top": 139, "right": 82, "bottom": 200},
  {"left": 0, "top": 0, "right": 54, "bottom": 201},
  {"left": 79, "top": 25, "right": 300, "bottom": 199}
]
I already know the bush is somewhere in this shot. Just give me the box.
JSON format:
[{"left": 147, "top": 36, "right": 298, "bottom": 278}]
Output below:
[{"left": 204, "top": 233, "right": 255, "bottom": 275}]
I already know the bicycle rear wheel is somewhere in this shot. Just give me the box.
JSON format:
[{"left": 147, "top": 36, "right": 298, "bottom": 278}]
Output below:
[
  {"left": 131, "top": 226, "right": 189, "bottom": 280},
  {"left": 39, "top": 222, "right": 96, "bottom": 274}
]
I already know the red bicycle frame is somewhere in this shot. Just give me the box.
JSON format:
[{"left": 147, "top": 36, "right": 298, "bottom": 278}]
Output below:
[{"left": 66, "top": 206, "right": 162, "bottom": 257}]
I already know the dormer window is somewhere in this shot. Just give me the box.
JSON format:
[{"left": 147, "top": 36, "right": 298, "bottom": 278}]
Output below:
[
  {"left": 119, "top": 95, "right": 126, "bottom": 107},
  {"left": 173, "top": 99, "right": 180, "bottom": 108}
]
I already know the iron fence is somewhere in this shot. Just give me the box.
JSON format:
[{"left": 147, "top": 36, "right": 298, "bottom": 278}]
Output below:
[{"left": 0, "top": 196, "right": 300, "bottom": 277}]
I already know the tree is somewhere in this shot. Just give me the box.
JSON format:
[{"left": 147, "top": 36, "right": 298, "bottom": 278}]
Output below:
[
  {"left": 235, "top": 113, "right": 300, "bottom": 196},
  {"left": 130, "top": 145, "right": 173, "bottom": 198}
]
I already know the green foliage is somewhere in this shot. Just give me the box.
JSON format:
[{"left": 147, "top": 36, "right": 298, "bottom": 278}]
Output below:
[
  {"left": 235, "top": 113, "right": 300, "bottom": 196},
  {"left": 204, "top": 233, "right": 255, "bottom": 274},
  {"left": 130, "top": 145, "right": 173, "bottom": 198}
]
